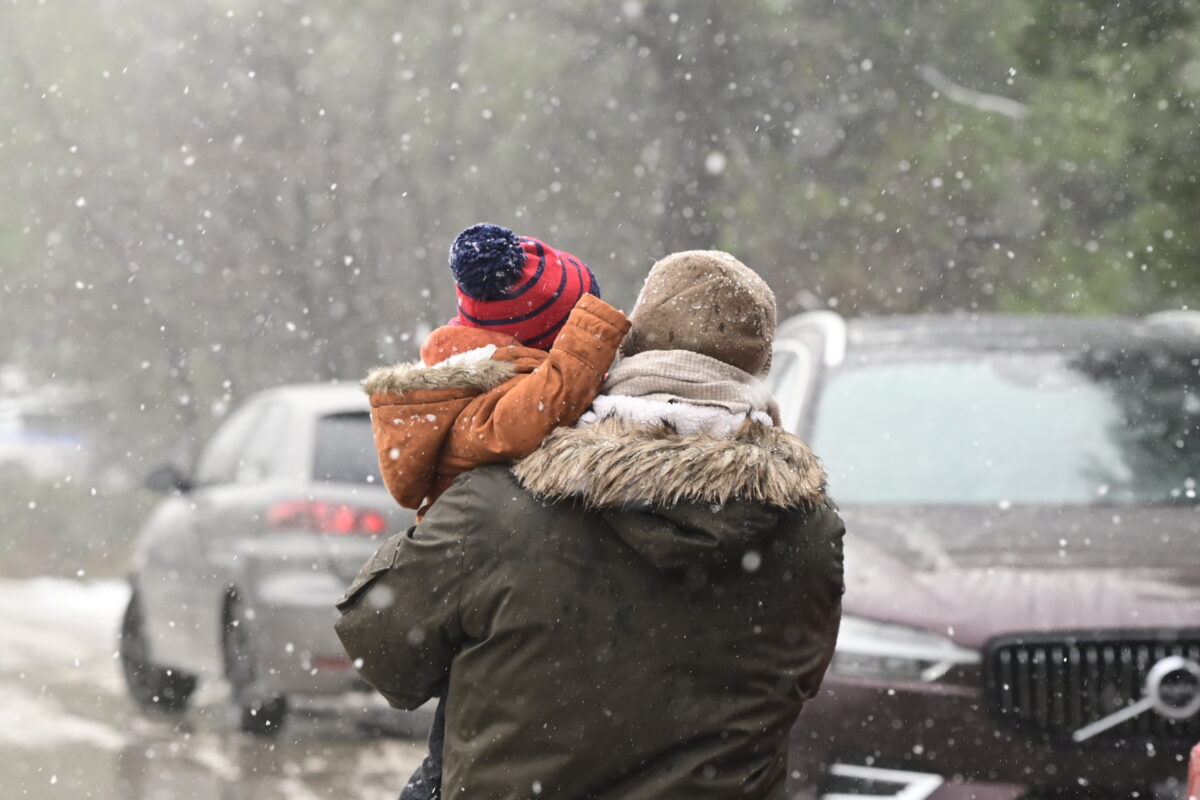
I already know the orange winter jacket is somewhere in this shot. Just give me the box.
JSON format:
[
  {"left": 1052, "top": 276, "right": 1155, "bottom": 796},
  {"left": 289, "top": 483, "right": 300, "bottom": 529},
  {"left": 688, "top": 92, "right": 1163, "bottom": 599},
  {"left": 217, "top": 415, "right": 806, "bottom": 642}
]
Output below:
[{"left": 362, "top": 294, "right": 631, "bottom": 517}]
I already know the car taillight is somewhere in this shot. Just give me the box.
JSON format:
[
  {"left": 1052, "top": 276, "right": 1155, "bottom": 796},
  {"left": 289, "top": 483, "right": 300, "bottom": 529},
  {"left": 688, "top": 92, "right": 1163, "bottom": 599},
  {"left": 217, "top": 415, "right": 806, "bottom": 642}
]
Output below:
[{"left": 266, "top": 501, "right": 389, "bottom": 535}]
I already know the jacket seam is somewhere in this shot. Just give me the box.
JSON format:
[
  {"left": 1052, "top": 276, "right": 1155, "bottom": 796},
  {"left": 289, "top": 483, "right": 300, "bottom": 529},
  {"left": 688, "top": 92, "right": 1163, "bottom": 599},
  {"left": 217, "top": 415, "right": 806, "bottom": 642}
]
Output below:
[
  {"left": 550, "top": 306, "right": 621, "bottom": 376},
  {"left": 455, "top": 475, "right": 472, "bottom": 640},
  {"left": 552, "top": 343, "right": 605, "bottom": 379}
]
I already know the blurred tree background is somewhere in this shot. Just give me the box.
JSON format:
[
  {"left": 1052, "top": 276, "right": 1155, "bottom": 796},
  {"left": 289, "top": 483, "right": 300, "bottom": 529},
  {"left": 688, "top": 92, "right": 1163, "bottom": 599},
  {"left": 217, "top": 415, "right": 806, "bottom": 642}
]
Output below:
[{"left": 0, "top": 0, "right": 1197, "bottom": 574}]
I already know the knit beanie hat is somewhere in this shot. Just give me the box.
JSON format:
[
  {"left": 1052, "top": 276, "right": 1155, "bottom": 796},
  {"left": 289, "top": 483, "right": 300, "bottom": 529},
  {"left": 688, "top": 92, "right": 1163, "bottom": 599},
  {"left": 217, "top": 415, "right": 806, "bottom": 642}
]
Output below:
[
  {"left": 621, "top": 250, "right": 776, "bottom": 375},
  {"left": 448, "top": 223, "right": 600, "bottom": 350}
]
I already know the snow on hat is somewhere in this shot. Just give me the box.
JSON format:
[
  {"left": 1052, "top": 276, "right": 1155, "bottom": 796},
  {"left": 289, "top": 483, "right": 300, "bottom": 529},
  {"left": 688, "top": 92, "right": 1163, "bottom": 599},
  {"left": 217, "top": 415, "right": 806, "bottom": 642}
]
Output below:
[
  {"left": 448, "top": 223, "right": 600, "bottom": 350},
  {"left": 621, "top": 250, "right": 777, "bottom": 375}
]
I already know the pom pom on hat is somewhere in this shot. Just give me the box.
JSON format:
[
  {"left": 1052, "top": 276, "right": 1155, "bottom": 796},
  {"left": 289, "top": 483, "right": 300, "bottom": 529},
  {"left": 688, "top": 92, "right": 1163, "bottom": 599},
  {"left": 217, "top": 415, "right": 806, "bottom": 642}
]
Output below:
[{"left": 449, "top": 223, "right": 527, "bottom": 301}]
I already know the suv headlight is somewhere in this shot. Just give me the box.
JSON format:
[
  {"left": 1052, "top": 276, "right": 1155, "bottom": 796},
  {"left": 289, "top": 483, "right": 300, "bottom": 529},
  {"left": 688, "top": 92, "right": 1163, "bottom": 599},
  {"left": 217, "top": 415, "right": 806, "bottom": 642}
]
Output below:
[{"left": 830, "top": 615, "right": 980, "bottom": 683}]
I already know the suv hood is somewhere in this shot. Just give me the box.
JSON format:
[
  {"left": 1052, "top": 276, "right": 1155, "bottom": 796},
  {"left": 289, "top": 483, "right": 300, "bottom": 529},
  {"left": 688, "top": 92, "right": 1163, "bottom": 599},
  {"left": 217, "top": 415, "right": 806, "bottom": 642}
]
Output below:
[{"left": 843, "top": 505, "right": 1200, "bottom": 648}]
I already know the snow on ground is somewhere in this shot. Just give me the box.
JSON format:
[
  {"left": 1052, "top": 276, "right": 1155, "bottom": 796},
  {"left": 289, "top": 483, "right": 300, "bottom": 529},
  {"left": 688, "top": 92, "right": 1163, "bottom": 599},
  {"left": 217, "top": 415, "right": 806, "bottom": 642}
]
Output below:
[
  {"left": 0, "top": 577, "right": 127, "bottom": 681},
  {"left": 0, "top": 576, "right": 426, "bottom": 800},
  {"left": 0, "top": 683, "right": 127, "bottom": 751}
]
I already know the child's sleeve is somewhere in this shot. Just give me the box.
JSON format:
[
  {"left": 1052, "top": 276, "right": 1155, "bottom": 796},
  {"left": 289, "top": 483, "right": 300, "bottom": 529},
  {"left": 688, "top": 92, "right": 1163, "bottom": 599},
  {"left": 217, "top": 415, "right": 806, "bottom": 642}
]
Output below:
[{"left": 446, "top": 294, "right": 631, "bottom": 467}]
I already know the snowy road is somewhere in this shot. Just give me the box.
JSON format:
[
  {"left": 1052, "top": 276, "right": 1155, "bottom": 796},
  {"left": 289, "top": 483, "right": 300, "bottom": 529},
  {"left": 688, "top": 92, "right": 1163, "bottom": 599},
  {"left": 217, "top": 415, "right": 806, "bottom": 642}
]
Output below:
[{"left": 0, "top": 578, "right": 427, "bottom": 799}]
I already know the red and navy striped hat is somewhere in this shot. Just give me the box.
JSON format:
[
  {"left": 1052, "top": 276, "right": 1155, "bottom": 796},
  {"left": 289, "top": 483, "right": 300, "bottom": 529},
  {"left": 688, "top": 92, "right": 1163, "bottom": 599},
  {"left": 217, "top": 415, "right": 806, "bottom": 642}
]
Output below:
[{"left": 448, "top": 223, "right": 600, "bottom": 350}]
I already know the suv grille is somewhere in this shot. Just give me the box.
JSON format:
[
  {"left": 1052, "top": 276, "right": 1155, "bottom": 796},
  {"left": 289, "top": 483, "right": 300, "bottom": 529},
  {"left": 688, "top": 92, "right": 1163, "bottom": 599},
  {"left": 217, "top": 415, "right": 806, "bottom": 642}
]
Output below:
[{"left": 984, "top": 633, "right": 1200, "bottom": 744}]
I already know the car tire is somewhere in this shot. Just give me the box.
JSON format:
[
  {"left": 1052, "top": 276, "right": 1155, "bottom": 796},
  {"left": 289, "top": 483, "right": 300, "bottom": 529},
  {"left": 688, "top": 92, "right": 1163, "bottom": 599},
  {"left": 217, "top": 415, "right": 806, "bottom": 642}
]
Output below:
[
  {"left": 119, "top": 588, "right": 197, "bottom": 712},
  {"left": 222, "top": 592, "right": 288, "bottom": 736}
]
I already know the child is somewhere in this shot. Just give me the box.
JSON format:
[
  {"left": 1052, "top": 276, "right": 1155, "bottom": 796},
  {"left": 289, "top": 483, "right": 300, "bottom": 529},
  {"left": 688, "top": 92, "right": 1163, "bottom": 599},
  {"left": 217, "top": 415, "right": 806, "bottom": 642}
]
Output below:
[{"left": 360, "top": 223, "right": 630, "bottom": 799}]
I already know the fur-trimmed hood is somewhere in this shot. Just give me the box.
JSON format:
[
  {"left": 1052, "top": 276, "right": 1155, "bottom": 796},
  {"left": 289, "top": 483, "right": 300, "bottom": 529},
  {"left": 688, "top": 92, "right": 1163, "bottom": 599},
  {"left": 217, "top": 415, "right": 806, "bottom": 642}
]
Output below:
[
  {"left": 513, "top": 414, "right": 829, "bottom": 571},
  {"left": 362, "top": 345, "right": 517, "bottom": 396},
  {"left": 513, "top": 415, "right": 826, "bottom": 510}
]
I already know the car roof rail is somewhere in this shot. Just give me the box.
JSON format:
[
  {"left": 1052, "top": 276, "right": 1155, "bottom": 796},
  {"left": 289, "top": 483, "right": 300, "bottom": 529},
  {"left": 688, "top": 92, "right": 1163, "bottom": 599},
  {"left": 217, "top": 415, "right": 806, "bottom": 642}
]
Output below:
[
  {"left": 1145, "top": 310, "right": 1200, "bottom": 333},
  {"left": 788, "top": 310, "right": 848, "bottom": 367}
]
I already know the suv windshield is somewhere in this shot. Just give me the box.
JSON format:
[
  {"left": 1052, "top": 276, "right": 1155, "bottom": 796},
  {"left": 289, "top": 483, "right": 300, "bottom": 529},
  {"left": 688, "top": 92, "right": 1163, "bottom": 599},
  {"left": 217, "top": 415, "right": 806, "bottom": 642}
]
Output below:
[
  {"left": 812, "top": 347, "right": 1200, "bottom": 506},
  {"left": 313, "top": 412, "right": 379, "bottom": 485}
]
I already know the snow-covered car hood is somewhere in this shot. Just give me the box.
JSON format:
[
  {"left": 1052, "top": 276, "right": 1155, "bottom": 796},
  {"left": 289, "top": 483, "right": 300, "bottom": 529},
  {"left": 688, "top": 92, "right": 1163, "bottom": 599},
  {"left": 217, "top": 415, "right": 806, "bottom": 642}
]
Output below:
[{"left": 840, "top": 505, "right": 1200, "bottom": 649}]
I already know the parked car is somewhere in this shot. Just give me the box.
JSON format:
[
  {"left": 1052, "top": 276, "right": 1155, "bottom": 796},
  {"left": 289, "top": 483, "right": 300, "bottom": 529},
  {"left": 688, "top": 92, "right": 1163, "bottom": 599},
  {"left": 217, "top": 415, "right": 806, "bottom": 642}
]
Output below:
[
  {"left": 771, "top": 312, "right": 1200, "bottom": 800},
  {"left": 118, "top": 383, "right": 419, "bottom": 735}
]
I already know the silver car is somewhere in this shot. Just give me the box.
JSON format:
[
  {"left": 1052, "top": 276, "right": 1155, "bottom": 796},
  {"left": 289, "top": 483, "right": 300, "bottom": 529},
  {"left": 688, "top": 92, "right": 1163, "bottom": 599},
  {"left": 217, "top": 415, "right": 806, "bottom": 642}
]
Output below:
[{"left": 118, "top": 383, "right": 416, "bottom": 735}]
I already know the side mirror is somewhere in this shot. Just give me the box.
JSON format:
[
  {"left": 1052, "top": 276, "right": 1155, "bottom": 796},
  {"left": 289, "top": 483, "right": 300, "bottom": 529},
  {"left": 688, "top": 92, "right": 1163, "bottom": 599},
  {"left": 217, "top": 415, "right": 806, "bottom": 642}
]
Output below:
[{"left": 144, "top": 463, "right": 192, "bottom": 494}]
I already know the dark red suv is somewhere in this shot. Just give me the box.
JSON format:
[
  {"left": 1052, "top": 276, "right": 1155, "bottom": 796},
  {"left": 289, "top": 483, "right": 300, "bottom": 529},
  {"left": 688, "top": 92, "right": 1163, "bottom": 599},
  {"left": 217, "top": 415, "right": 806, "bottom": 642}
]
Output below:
[{"left": 771, "top": 312, "right": 1200, "bottom": 800}]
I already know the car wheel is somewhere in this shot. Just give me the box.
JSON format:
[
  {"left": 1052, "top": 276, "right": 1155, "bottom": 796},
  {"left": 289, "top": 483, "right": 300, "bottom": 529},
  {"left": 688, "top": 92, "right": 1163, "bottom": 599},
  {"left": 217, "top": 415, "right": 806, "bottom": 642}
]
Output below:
[
  {"left": 119, "top": 588, "right": 197, "bottom": 712},
  {"left": 222, "top": 592, "right": 288, "bottom": 736}
]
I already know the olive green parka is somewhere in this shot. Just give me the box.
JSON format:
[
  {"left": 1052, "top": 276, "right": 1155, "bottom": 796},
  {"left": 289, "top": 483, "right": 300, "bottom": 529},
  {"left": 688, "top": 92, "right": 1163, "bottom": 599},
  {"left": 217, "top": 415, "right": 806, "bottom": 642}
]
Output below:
[{"left": 335, "top": 415, "right": 844, "bottom": 800}]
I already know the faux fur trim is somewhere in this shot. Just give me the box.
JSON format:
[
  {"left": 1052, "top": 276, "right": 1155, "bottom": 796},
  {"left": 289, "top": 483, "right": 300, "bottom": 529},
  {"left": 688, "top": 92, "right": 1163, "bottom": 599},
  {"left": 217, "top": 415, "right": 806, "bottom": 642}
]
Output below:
[
  {"left": 513, "top": 416, "right": 826, "bottom": 510},
  {"left": 362, "top": 346, "right": 516, "bottom": 395},
  {"left": 580, "top": 395, "right": 775, "bottom": 437}
]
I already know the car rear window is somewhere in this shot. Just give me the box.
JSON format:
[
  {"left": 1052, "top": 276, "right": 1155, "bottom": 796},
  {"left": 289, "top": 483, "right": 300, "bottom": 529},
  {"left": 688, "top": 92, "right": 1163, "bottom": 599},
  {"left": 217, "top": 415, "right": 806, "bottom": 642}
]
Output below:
[
  {"left": 811, "top": 347, "right": 1200, "bottom": 506},
  {"left": 312, "top": 412, "right": 379, "bottom": 485}
]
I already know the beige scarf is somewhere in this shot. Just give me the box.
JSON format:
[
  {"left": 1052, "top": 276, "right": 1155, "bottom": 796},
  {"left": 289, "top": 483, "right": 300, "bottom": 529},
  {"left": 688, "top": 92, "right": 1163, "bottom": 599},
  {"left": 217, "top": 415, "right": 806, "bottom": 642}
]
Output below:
[{"left": 593, "top": 350, "right": 781, "bottom": 432}]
